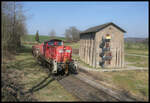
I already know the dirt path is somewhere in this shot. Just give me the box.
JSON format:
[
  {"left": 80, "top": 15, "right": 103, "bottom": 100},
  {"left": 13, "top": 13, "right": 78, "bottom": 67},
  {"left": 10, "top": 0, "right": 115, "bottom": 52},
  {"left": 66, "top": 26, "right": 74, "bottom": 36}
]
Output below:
[
  {"left": 78, "top": 63, "right": 148, "bottom": 73},
  {"left": 125, "top": 53, "right": 148, "bottom": 58}
]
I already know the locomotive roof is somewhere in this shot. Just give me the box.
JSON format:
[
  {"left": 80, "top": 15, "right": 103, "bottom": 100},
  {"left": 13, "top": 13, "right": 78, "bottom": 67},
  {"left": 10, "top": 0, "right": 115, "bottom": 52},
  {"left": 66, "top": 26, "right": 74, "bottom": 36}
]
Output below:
[{"left": 44, "top": 39, "right": 63, "bottom": 43}]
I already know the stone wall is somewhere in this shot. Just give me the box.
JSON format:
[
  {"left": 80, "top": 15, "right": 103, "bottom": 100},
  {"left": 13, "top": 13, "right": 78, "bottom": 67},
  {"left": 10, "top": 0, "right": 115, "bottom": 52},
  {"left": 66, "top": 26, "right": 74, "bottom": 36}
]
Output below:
[{"left": 79, "top": 24, "right": 124, "bottom": 68}]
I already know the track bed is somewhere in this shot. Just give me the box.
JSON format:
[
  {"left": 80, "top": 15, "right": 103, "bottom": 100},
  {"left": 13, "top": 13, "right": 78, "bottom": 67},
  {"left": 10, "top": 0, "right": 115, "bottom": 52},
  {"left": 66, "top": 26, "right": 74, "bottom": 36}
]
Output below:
[
  {"left": 57, "top": 67, "right": 139, "bottom": 101},
  {"left": 59, "top": 75, "right": 117, "bottom": 101}
]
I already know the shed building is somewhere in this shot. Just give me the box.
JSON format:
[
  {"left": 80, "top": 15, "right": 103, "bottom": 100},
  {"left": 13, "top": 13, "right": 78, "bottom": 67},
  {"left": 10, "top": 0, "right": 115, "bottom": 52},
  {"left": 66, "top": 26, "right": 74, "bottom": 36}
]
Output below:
[{"left": 79, "top": 22, "right": 126, "bottom": 68}]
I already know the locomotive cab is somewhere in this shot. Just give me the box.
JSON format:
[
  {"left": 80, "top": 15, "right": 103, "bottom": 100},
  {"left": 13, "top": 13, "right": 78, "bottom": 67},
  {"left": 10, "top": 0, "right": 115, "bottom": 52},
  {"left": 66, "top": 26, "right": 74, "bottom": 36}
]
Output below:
[{"left": 43, "top": 39, "right": 63, "bottom": 56}]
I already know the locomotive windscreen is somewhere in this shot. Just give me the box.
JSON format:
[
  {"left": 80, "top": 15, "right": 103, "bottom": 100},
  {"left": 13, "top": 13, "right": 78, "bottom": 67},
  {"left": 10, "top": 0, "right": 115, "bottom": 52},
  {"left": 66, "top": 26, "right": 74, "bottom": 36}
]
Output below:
[{"left": 48, "top": 40, "right": 62, "bottom": 46}]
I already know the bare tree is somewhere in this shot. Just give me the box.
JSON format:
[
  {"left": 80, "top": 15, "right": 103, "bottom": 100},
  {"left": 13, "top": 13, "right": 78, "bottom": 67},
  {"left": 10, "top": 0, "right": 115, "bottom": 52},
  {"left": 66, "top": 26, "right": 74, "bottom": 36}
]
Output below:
[
  {"left": 65, "top": 29, "right": 72, "bottom": 41},
  {"left": 2, "top": 1, "right": 27, "bottom": 58},
  {"left": 64, "top": 26, "right": 80, "bottom": 41},
  {"left": 49, "top": 29, "right": 56, "bottom": 39}
]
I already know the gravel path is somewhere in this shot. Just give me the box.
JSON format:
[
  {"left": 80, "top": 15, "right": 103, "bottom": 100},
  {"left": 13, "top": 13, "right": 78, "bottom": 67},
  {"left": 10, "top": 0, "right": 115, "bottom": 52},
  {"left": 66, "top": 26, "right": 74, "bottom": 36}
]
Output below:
[
  {"left": 78, "top": 63, "right": 148, "bottom": 72},
  {"left": 125, "top": 53, "right": 148, "bottom": 58}
]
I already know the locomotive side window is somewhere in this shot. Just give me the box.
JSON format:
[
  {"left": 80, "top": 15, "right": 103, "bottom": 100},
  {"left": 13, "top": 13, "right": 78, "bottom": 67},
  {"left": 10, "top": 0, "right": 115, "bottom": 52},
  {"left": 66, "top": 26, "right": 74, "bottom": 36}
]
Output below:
[{"left": 48, "top": 41, "right": 54, "bottom": 46}]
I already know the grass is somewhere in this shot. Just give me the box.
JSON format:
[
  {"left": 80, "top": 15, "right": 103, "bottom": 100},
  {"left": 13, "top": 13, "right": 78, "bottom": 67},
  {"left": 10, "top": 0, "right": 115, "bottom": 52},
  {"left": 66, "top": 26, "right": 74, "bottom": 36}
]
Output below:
[
  {"left": 124, "top": 42, "right": 148, "bottom": 51},
  {"left": 125, "top": 49, "right": 148, "bottom": 56},
  {"left": 3, "top": 44, "right": 78, "bottom": 101},
  {"left": 124, "top": 42, "right": 148, "bottom": 67},
  {"left": 21, "top": 34, "right": 80, "bottom": 49},
  {"left": 34, "top": 80, "right": 78, "bottom": 101},
  {"left": 125, "top": 42, "right": 148, "bottom": 56},
  {"left": 64, "top": 42, "right": 80, "bottom": 49},
  {"left": 102, "top": 70, "right": 149, "bottom": 101},
  {"left": 21, "top": 34, "right": 66, "bottom": 43},
  {"left": 125, "top": 55, "right": 148, "bottom": 67},
  {"left": 124, "top": 42, "right": 148, "bottom": 56}
]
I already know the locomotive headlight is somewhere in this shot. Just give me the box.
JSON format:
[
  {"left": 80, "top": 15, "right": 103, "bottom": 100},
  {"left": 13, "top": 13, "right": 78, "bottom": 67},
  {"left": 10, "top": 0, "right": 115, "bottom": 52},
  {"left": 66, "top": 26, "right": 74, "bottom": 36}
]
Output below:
[{"left": 59, "top": 49, "right": 64, "bottom": 53}]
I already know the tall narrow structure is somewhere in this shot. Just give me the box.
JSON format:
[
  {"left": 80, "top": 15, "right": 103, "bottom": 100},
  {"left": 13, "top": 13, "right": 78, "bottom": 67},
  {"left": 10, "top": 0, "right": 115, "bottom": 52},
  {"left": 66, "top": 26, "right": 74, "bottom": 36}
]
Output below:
[{"left": 79, "top": 22, "right": 126, "bottom": 68}]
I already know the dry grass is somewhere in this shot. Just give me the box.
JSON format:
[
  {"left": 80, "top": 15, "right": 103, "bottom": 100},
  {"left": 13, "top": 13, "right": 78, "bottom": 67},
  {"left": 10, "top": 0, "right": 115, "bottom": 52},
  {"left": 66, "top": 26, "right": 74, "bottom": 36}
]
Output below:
[
  {"left": 2, "top": 44, "right": 78, "bottom": 101},
  {"left": 90, "top": 70, "right": 149, "bottom": 101},
  {"left": 125, "top": 55, "right": 148, "bottom": 67},
  {"left": 125, "top": 49, "right": 148, "bottom": 56}
]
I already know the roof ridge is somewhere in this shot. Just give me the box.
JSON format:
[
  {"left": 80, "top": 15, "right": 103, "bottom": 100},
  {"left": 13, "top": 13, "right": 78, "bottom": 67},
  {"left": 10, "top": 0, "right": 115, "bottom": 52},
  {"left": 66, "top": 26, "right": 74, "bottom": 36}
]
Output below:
[{"left": 80, "top": 22, "right": 126, "bottom": 34}]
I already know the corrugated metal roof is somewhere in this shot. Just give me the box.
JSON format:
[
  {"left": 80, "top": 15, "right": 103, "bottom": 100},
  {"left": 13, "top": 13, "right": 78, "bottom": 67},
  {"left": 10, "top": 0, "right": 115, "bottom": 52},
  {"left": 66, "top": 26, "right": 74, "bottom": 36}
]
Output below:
[{"left": 80, "top": 22, "right": 126, "bottom": 34}]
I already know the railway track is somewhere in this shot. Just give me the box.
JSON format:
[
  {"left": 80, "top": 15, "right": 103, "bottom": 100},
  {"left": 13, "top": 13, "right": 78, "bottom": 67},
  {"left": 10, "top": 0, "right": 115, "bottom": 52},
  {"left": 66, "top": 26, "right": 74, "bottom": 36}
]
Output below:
[
  {"left": 58, "top": 75, "right": 117, "bottom": 101},
  {"left": 56, "top": 68, "right": 139, "bottom": 102},
  {"left": 35, "top": 64, "right": 141, "bottom": 101}
]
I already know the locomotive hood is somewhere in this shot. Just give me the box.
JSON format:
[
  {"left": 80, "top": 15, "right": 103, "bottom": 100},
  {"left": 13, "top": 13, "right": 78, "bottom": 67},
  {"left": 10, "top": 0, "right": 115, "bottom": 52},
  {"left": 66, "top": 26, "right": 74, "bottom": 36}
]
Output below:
[{"left": 56, "top": 46, "right": 72, "bottom": 63}]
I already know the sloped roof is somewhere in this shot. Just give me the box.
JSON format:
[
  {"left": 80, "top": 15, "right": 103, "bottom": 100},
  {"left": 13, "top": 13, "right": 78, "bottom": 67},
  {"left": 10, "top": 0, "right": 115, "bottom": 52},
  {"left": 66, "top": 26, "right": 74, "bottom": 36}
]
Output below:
[{"left": 80, "top": 22, "right": 126, "bottom": 34}]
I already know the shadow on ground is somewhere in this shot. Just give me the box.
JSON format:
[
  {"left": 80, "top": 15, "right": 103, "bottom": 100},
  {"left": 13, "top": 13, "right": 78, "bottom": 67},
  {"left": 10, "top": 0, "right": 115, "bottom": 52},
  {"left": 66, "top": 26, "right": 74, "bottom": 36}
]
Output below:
[
  {"left": 2, "top": 44, "right": 57, "bottom": 101},
  {"left": 17, "top": 45, "right": 32, "bottom": 54},
  {"left": 24, "top": 74, "right": 55, "bottom": 94}
]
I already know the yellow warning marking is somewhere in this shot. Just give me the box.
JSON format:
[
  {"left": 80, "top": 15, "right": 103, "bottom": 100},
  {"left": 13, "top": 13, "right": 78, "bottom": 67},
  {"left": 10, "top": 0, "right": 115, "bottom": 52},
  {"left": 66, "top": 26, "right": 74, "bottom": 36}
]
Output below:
[{"left": 106, "top": 35, "right": 111, "bottom": 39}]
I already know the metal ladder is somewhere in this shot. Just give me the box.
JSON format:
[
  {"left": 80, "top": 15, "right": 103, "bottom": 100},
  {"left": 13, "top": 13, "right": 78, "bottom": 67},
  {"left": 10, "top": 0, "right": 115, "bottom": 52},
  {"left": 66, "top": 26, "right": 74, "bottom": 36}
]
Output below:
[{"left": 99, "top": 37, "right": 112, "bottom": 68}]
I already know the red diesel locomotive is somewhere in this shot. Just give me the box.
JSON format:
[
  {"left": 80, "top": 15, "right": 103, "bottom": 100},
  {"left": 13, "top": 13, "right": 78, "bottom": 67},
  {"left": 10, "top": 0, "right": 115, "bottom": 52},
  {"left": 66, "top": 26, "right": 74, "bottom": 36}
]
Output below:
[{"left": 32, "top": 39, "right": 78, "bottom": 75}]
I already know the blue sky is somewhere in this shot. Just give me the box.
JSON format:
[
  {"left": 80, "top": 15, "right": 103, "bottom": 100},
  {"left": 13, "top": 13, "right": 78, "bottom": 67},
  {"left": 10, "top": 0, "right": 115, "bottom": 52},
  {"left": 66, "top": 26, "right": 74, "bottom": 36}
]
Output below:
[{"left": 23, "top": 2, "right": 148, "bottom": 38}]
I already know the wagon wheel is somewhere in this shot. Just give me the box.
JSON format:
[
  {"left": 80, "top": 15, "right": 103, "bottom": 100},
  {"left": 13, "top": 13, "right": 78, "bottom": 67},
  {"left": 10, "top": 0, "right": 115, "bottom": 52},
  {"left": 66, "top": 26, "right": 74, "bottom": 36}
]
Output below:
[
  {"left": 69, "top": 63, "right": 78, "bottom": 74},
  {"left": 73, "top": 65, "right": 78, "bottom": 74},
  {"left": 48, "top": 63, "right": 53, "bottom": 73}
]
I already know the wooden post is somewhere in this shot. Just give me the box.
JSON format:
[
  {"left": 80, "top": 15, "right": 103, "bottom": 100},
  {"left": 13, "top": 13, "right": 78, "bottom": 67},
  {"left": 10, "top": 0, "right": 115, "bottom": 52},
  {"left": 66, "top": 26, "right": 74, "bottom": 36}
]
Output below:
[
  {"left": 90, "top": 35, "right": 93, "bottom": 66},
  {"left": 122, "top": 38, "right": 124, "bottom": 67},
  {"left": 85, "top": 38, "right": 87, "bottom": 63},
  {"left": 86, "top": 37, "right": 88, "bottom": 64},
  {"left": 119, "top": 42, "right": 121, "bottom": 67},
  {"left": 81, "top": 39, "right": 83, "bottom": 59},
  {"left": 93, "top": 38, "right": 96, "bottom": 67},
  {"left": 87, "top": 35, "right": 90, "bottom": 64},
  {"left": 83, "top": 39, "right": 85, "bottom": 62},
  {"left": 92, "top": 36, "right": 94, "bottom": 67},
  {"left": 89, "top": 36, "right": 91, "bottom": 65},
  {"left": 86, "top": 35, "right": 89, "bottom": 64},
  {"left": 79, "top": 39, "right": 81, "bottom": 59},
  {"left": 82, "top": 39, "right": 84, "bottom": 61}
]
